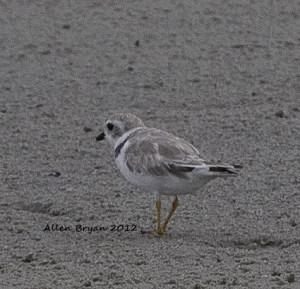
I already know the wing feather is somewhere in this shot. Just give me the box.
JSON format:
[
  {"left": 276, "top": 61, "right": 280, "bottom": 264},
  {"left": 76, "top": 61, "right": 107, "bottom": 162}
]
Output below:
[{"left": 125, "top": 128, "right": 205, "bottom": 178}]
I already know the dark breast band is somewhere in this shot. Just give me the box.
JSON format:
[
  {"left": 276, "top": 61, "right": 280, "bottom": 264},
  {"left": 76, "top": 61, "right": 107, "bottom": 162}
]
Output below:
[{"left": 115, "top": 136, "right": 130, "bottom": 158}]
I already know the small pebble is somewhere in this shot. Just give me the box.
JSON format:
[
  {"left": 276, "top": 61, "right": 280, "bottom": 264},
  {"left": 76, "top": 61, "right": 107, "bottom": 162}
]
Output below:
[
  {"left": 49, "top": 172, "right": 61, "bottom": 177},
  {"left": 51, "top": 209, "right": 61, "bottom": 216},
  {"left": 194, "top": 284, "right": 205, "bottom": 289},
  {"left": 92, "top": 276, "right": 101, "bottom": 282},
  {"left": 135, "top": 40, "right": 140, "bottom": 47},
  {"left": 23, "top": 253, "right": 35, "bottom": 263},
  {"left": 83, "top": 281, "right": 92, "bottom": 287},
  {"left": 40, "top": 260, "right": 49, "bottom": 265},
  {"left": 275, "top": 110, "right": 286, "bottom": 118},
  {"left": 219, "top": 278, "right": 226, "bottom": 285},
  {"left": 40, "top": 50, "right": 51, "bottom": 55},
  {"left": 286, "top": 273, "right": 295, "bottom": 283},
  {"left": 83, "top": 127, "right": 92, "bottom": 132}
]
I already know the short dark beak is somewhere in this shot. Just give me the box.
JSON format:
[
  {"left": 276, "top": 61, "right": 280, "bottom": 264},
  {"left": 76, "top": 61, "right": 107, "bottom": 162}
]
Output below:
[{"left": 96, "top": 132, "right": 105, "bottom": 141}]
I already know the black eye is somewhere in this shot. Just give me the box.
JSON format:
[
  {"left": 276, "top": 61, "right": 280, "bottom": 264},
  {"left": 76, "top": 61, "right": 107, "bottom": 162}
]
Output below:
[{"left": 107, "top": 123, "right": 114, "bottom": 131}]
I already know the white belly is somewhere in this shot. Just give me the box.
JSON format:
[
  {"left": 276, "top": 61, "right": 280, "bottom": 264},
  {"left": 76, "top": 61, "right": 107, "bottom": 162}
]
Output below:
[{"left": 115, "top": 154, "right": 213, "bottom": 196}]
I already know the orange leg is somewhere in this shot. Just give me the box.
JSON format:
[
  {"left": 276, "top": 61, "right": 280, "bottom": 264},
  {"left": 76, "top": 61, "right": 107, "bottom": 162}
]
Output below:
[
  {"left": 155, "top": 200, "right": 164, "bottom": 235},
  {"left": 162, "top": 197, "right": 179, "bottom": 233}
]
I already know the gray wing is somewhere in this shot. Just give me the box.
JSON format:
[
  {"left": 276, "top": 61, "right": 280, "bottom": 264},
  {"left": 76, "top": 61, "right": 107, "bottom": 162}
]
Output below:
[{"left": 124, "top": 128, "right": 207, "bottom": 179}]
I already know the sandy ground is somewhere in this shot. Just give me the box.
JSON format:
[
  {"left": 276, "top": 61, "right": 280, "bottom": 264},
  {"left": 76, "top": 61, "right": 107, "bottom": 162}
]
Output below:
[{"left": 1, "top": 0, "right": 299, "bottom": 288}]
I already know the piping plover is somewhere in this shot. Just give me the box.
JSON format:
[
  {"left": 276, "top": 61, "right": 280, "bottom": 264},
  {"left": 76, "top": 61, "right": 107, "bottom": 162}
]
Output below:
[{"left": 96, "top": 113, "right": 241, "bottom": 235}]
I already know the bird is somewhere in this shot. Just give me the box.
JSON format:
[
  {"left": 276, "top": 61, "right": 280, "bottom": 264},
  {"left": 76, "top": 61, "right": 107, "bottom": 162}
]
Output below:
[{"left": 96, "top": 113, "right": 241, "bottom": 235}]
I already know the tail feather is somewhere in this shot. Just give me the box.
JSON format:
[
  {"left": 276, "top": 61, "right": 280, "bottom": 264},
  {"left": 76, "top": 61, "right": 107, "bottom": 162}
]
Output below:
[
  {"left": 232, "top": 164, "right": 243, "bottom": 169},
  {"left": 208, "top": 164, "right": 242, "bottom": 176},
  {"left": 209, "top": 166, "right": 236, "bottom": 174}
]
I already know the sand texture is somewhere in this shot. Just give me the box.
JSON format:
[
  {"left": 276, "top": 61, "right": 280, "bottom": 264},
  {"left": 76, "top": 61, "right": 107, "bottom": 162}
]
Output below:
[{"left": 1, "top": 0, "right": 299, "bottom": 288}]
